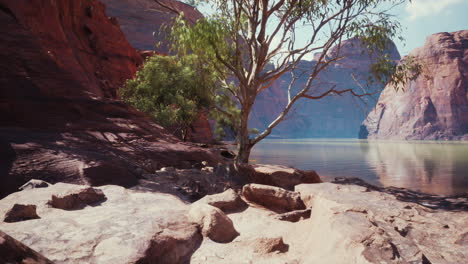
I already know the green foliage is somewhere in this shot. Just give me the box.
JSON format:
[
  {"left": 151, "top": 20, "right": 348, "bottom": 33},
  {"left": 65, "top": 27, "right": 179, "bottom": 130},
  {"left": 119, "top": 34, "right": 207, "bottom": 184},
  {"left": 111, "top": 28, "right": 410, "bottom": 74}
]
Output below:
[
  {"left": 120, "top": 55, "right": 216, "bottom": 135},
  {"left": 159, "top": 0, "right": 418, "bottom": 162}
]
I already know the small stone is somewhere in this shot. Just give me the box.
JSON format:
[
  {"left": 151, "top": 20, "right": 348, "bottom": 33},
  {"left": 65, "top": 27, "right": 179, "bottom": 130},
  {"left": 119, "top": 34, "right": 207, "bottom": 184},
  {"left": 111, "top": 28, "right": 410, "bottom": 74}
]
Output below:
[
  {"left": 18, "top": 179, "right": 50, "bottom": 191},
  {"left": 253, "top": 237, "right": 289, "bottom": 254},
  {"left": 48, "top": 187, "right": 106, "bottom": 210},
  {"left": 4, "top": 204, "right": 40, "bottom": 223}
]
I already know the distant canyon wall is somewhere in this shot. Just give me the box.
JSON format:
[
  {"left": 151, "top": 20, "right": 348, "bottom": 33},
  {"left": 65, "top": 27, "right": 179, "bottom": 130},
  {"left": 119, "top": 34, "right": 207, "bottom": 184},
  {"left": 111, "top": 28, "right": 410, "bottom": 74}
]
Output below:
[
  {"left": 250, "top": 38, "right": 401, "bottom": 138},
  {"left": 361, "top": 30, "right": 468, "bottom": 140}
]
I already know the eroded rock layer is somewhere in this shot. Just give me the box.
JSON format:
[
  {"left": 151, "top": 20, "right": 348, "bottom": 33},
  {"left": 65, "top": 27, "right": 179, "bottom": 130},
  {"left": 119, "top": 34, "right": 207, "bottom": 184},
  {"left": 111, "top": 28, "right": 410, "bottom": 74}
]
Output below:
[
  {"left": 100, "top": 0, "right": 203, "bottom": 52},
  {"left": 362, "top": 30, "right": 468, "bottom": 140},
  {"left": 0, "top": 0, "right": 221, "bottom": 198}
]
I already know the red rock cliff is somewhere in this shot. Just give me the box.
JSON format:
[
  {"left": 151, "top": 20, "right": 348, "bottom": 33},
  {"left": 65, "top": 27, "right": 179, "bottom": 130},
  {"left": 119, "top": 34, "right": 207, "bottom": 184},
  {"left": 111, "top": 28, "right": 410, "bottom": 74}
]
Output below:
[
  {"left": 100, "top": 0, "right": 213, "bottom": 143},
  {"left": 362, "top": 30, "right": 468, "bottom": 140},
  {"left": 101, "top": 0, "right": 203, "bottom": 52},
  {"left": 0, "top": 0, "right": 221, "bottom": 198}
]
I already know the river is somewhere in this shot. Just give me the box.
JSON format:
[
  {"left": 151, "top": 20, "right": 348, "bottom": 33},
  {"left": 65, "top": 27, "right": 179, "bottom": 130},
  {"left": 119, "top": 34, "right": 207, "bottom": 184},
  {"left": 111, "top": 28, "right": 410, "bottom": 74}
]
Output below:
[{"left": 249, "top": 139, "right": 468, "bottom": 196}]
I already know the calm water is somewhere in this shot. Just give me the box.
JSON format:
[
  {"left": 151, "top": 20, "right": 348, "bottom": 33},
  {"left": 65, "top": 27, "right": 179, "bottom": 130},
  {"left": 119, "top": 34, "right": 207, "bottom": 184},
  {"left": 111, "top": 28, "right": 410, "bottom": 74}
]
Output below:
[{"left": 250, "top": 139, "right": 468, "bottom": 196}]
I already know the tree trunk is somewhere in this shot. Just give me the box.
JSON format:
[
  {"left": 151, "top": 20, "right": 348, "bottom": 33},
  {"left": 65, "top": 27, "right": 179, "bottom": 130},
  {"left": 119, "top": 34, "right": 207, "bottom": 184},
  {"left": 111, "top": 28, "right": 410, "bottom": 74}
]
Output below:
[
  {"left": 235, "top": 104, "right": 253, "bottom": 164},
  {"left": 236, "top": 134, "right": 252, "bottom": 164}
]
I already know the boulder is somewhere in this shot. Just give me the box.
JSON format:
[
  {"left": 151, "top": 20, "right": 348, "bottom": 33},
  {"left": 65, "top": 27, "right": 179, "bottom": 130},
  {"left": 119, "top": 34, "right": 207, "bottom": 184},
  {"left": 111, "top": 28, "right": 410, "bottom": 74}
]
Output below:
[
  {"left": 188, "top": 203, "right": 239, "bottom": 243},
  {"left": 362, "top": 30, "right": 468, "bottom": 140},
  {"left": 238, "top": 164, "right": 321, "bottom": 190},
  {"left": 194, "top": 189, "right": 247, "bottom": 212},
  {"left": 296, "top": 183, "right": 468, "bottom": 263},
  {"left": 4, "top": 204, "right": 39, "bottom": 223},
  {"left": 0, "top": 183, "right": 202, "bottom": 264},
  {"left": 0, "top": 231, "right": 53, "bottom": 264},
  {"left": 253, "top": 237, "right": 289, "bottom": 254},
  {"left": 19, "top": 180, "right": 50, "bottom": 191},
  {"left": 274, "top": 209, "right": 311, "bottom": 222},
  {"left": 134, "top": 218, "right": 202, "bottom": 264},
  {"left": 48, "top": 187, "right": 106, "bottom": 210},
  {"left": 242, "top": 184, "right": 306, "bottom": 213}
]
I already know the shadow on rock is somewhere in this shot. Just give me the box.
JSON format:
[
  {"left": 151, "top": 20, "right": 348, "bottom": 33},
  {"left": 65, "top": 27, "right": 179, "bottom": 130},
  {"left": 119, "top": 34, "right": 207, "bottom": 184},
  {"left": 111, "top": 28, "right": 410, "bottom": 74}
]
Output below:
[
  {"left": 0, "top": 138, "right": 17, "bottom": 199},
  {"left": 333, "top": 177, "right": 468, "bottom": 212}
]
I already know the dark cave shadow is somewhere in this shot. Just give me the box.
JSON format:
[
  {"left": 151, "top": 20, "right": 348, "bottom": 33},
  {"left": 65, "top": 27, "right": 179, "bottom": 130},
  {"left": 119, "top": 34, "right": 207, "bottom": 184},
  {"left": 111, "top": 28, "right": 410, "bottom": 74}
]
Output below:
[
  {"left": 332, "top": 177, "right": 468, "bottom": 212},
  {"left": 0, "top": 137, "right": 17, "bottom": 199}
]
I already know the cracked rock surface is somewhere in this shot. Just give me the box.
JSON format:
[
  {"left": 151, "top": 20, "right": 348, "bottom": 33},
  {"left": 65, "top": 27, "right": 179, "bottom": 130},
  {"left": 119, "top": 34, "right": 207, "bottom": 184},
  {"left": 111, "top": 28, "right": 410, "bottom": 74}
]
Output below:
[{"left": 0, "top": 182, "right": 466, "bottom": 263}]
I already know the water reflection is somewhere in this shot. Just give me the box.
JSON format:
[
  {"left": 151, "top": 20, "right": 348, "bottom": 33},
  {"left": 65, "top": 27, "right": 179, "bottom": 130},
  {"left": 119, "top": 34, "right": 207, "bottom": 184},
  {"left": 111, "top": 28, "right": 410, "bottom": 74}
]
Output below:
[
  {"left": 363, "top": 141, "right": 468, "bottom": 195},
  {"left": 250, "top": 139, "right": 468, "bottom": 195}
]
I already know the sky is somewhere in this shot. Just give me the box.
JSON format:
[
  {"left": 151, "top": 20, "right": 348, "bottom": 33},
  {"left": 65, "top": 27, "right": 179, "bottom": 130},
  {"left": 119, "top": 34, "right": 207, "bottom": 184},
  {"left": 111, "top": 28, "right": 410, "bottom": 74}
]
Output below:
[
  {"left": 391, "top": 0, "right": 468, "bottom": 55},
  {"left": 197, "top": 0, "right": 468, "bottom": 57}
]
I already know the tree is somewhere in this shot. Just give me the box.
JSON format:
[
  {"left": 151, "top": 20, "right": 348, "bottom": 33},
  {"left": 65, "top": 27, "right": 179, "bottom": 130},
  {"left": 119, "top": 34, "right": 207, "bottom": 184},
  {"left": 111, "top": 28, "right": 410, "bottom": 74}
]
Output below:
[
  {"left": 156, "top": 0, "right": 418, "bottom": 164},
  {"left": 120, "top": 55, "right": 218, "bottom": 140}
]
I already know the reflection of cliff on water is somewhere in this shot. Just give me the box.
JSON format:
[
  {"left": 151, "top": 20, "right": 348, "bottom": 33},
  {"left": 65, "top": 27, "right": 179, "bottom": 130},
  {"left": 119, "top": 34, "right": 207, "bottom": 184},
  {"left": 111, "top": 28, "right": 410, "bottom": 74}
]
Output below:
[{"left": 364, "top": 141, "right": 468, "bottom": 195}]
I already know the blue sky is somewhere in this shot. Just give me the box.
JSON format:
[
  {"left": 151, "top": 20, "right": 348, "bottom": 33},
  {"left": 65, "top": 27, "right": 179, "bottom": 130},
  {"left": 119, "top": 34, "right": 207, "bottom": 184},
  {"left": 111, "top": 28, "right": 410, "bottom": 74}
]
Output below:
[
  {"left": 197, "top": 0, "right": 468, "bottom": 57},
  {"left": 392, "top": 0, "right": 468, "bottom": 55}
]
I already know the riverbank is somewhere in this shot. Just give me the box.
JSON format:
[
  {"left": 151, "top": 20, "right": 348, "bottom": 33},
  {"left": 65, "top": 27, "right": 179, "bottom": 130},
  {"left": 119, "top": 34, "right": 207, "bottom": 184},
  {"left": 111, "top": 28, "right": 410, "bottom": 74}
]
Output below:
[{"left": 1, "top": 164, "right": 466, "bottom": 264}]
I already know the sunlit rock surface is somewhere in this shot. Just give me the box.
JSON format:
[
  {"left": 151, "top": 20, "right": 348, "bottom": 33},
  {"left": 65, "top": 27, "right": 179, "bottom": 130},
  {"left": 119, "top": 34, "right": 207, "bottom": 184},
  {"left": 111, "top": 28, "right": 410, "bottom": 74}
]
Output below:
[
  {"left": 362, "top": 30, "right": 468, "bottom": 140},
  {"left": 2, "top": 182, "right": 466, "bottom": 264},
  {"left": 0, "top": 183, "right": 202, "bottom": 264}
]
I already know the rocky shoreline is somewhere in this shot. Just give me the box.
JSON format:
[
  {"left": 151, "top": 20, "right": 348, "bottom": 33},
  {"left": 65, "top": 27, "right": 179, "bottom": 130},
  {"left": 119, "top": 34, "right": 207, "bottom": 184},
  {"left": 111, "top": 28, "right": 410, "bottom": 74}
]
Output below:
[{"left": 1, "top": 164, "right": 467, "bottom": 264}]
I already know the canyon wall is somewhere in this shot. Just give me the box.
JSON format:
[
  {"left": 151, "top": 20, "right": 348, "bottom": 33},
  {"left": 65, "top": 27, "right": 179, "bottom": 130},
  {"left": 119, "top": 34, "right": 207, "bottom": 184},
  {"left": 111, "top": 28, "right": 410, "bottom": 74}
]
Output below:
[
  {"left": 251, "top": 38, "right": 401, "bottom": 138},
  {"left": 101, "top": 0, "right": 203, "bottom": 52},
  {"left": 0, "top": 0, "right": 221, "bottom": 198},
  {"left": 361, "top": 30, "right": 468, "bottom": 140}
]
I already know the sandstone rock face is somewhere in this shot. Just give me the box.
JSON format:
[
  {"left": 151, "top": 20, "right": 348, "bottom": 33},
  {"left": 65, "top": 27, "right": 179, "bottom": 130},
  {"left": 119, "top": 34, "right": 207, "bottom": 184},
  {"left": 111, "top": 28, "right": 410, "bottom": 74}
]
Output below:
[
  {"left": 0, "top": 183, "right": 203, "bottom": 264},
  {"left": 192, "top": 182, "right": 467, "bottom": 263},
  {"left": 188, "top": 203, "right": 239, "bottom": 243},
  {"left": 101, "top": 0, "right": 214, "bottom": 143},
  {"left": 0, "top": 0, "right": 142, "bottom": 103},
  {"left": 1, "top": 182, "right": 466, "bottom": 263},
  {"left": 296, "top": 183, "right": 468, "bottom": 264},
  {"left": 242, "top": 184, "right": 306, "bottom": 213},
  {"left": 101, "top": 0, "right": 203, "bottom": 52},
  {"left": 0, "top": 231, "right": 53, "bottom": 264},
  {"left": 362, "top": 30, "right": 468, "bottom": 140},
  {"left": 251, "top": 38, "right": 401, "bottom": 138},
  {"left": 0, "top": 0, "right": 223, "bottom": 198}
]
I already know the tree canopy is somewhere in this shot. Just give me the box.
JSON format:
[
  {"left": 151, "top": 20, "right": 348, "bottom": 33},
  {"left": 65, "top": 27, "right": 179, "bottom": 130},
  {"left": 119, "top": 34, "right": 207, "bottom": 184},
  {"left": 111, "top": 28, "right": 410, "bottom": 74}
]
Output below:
[
  {"left": 154, "top": 0, "right": 419, "bottom": 163},
  {"left": 120, "top": 55, "right": 218, "bottom": 140}
]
